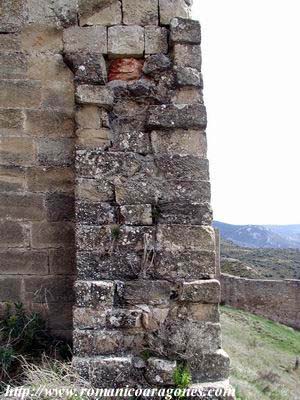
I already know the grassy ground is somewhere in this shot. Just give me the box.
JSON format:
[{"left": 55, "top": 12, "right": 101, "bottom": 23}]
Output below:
[{"left": 221, "top": 306, "right": 300, "bottom": 399}]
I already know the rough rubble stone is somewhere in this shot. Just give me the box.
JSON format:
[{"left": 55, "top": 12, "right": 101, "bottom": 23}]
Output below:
[
  {"left": 180, "top": 280, "right": 221, "bottom": 304},
  {"left": 143, "top": 54, "right": 172, "bottom": 75},
  {"left": 123, "top": 0, "right": 159, "bottom": 26},
  {"left": 170, "top": 17, "right": 201, "bottom": 44},
  {"left": 72, "top": 357, "right": 90, "bottom": 381},
  {"left": 76, "top": 202, "right": 116, "bottom": 225},
  {"left": 146, "top": 358, "right": 177, "bottom": 385},
  {"left": 64, "top": 52, "right": 107, "bottom": 84},
  {"left": 159, "top": 0, "right": 192, "bottom": 25},
  {"left": 174, "top": 43, "right": 202, "bottom": 70},
  {"left": 175, "top": 66, "right": 203, "bottom": 87},
  {"left": 120, "top": 204, "right": 153, "bottom": 225},
  {"left": 106, "top": 309, "right": 143, "bottom": 328},
  {"left": 147, "top": 104, "right": 207, "bottom": 129},
  {"left": 79, "top": 0, "right": 122, "bottom": 26},
  {"left": 108, "top": 26, "right": 145, "bottom": 57},
  {"left": 76, "top": 85, "right": 114, "bottom": 108},
  {"left": 111, "top": 130, "right": 151, "bottom": 154},
  {"left": 145, "top": 26, "right": 168, "bottom": 54},
  {"left": 75, "top": 281, "right": 115, "bottom": 308},
  {"left": 63, "top": 26, "right": 107, "bottom": 54}
]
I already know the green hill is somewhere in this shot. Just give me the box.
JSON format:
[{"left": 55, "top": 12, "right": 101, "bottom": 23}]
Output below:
[{"left": 221, "top": 306, "right": 300, "bottom": 400}]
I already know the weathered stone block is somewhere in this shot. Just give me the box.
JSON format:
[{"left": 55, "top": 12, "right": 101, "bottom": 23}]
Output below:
[
  {"left": 159, "top": 0, "right": 191, "bottom": 25},
  {"left": 106, "top": 309, "right": 143, "bottom": 329},
  {"left": 24, "top": 276, "right": 74, "bottom": 303},
  {"left": 72, "top": 357, "right": 90, "bottom": 381},
  {"left": 151, "top": 130, "right": 207, "bottom": 157},
  {"left": 79, "top": 0, "right": 122, "bottom": 26},
  {"left": 146, "top": 358, "right": 176, "bottom": 386},
  {"left": 0, "top": 166, "right": 25, "bottom": 192},
  {"left": 157, "top": 202, "right": 213, "bottom": 225},
  {"left": 0, "top": 52, "right": 28, "bottom": 79},
  {"left": 76, "top": 128, "right": 110, "bottom": 149},
  {"left": 171, "top": 87, "right": 203, "bottom": 105},
  {"left": 76, "top": 225, "right": 155, "bottom": 252},
  {"left": 0, "top": 277, "right": 22, "bottom": 303},
  {"left": 46, "top": 193, "right": 75, "bottom": 221},
  {"left": 37, "top": 139, "right": 74, "bottom": 167},
  {"left": 76, "top": 202, "right": 116, "bottom": 225},
  {"left": 0, "top": 0, "right": 26, "bottom": 32},
  {"left": 76, "top": 150, "right": 155, "bottom": 180},
  {"left": 145, "top": 26, "right": 168, "bottom": 54},
  {"left": 25, "top": 110, "right": 74, "bottom": 137},
  {"left": 64, "top": 53, "right": 107, "bottom": 85},
  {"left": 76, "top": 85, "right": 114, "bottom": 108},
  {"left": 170, "top": 17, "right": 201, "bottom": 44},
  {"left": 118, "top": 280, "right": 173, "bottom": 306},
  {"left": 147, "top": 104, "right": 207, "bottom": 129},
  {"left": 151, "top": 251, "right": 216, "bottom": 280},
  {"left": 157, "top": 225, "right": 215, "bottom": 252},
  {"left": 0, "top": 80, "right": 41, "bottom": 109},
  {"left": 90, "top": 356, "right": 136, "bottom": 387},
  {"left": 75, "top": 281, "right": 115, "bottom": 308},
  {"left": 143, "top": 54, "right": 172, "bottom": 75},
  {"left": 0, "top": 193, "right": 45, "bottom": 221},
  {"left": 49, "top": 247, "right": 75, "bottom": 275},
  {"left": 76, "top": 178, "right": 114, "bottom": 203},
  {"left": 175, "top": 66, "right": 203, "bottom": 87},
  {"left": 0, "top": 137, "right": 36, "bottom": 167},
  {"left": 76, "top": 106, "right": 102, "bottom": 129},
  {"left": 0, "top": 109, "right": 24, "bottom": 134},
  {"left": 174, "top": 44, "right": 202, "bottom": 70},
  {"left": 174, "top": 303, "right": 220, "bottom": 323},
  {"left": 20, "top": 26, "right": 63, "bottom": 53},
  {"left": 123, "top": 0, "right": 158, "bottom": 26},
  {"left": 180, "top": 280, "right": 220, "bottom": 304},
  {"left": 0, "top": 221, "right": 28, "bottom": 248},
  {"left": 77, "top": 251, "right": 141, "bottom": 280},
  {"left": 155, "top": 155, "right": 209, "bottom": 181},
  {"left": 115, "top": 178, "right": 211, "bottom": 205},
  {"left": 31, "top": 222, "right": 74, "bottom": 248},
  {"left": 63, "top": 26, "right": 107, "bottom": 54},
  {"left": 108, "top": 26, "right": 144, "bottom": 57},
  {"left": 0, "top": 250, "right": 48, "bottom": 275},
  {"left": 111, "top": 131, "right": 151, "bottom": 154},
  {"left": 189, "top": 350, "right": 230, "bottom": 382},
  {"left": 120, "top": 204, "right": 153, "bottom": 225},
  {"left": 73, "top": 307, "right": 107, "bottom": 330},
  {"left": 27, "top": 167, "right": 74, "bottom": 193}
]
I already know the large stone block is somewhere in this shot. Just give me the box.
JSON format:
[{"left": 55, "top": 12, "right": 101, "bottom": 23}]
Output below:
[
  {"left": 0, "top": 0, "right": 26, "bottom": 32},
  {"left": 79, "top": 0, "right": 122, "bottom": 27},
  {"left": 0, "top": 277, "right": 22, "bottom": 303},
  {"left": 180, "top": 280, "right": 221, "bottom": 304},
  {"left": 118, "top": 280, "right": 173, "bottom": 306},
  {"left": 20, "top": 26, "right": 63, "bottom": 53},
  {"left": 0, "top": 109, "right": 24, "bottom": 134},
  {"left": 76, "top": 178, "right": 114, "bottom": 203},
  {"left": 123, "top": 0, "right": 158, "bottom": 26},
  {"left": 189, "top": 350, "right": 230, "bottom": 382},
  {"left": 76, "top": 106, "right": 103, "bottom": 129},
  {"left": 146, "top": 358, "right": 177, "bottom": 386},
  {"left": 120, "top": 204, "right": 153, "bottom": 225},
  {"left": 111, "top": 130, "right": 151, "bottom": 154},
  {"left": 0, "top": 52, "right": 28, "bottom": 80},
  {"left": 76, "top": 225, "right": 155, "bottom": 252},
  {"left": 75, "top": 281, "right": 115, "bottom": 308},
  {"left": 151, "top": 130, "right": 207, "bottom": 157},
  {"left": 157, "top": 225, "right": 215, "bottom": 252},
  {"left": 76, "top": 202, "right": 116, "bottom": 225},
  {"left": 174, "top": 44, "right": 202, "bottom": 70},
  {"left": 37, "top": 139, "right": 74, "bottom": 167},
  {"left": 46, "top": 193, "right": 75, "bottom": 221},
  {"left": 64, "top": 52, "right": 107, "bottom": 84},
  {"left": 0, "top": 80, "right": 41, "bottom": 109},
  {"left": 49, "top": 247, "right": 75, "bottom": 275},
  {"left": 0, "top": 137, "right": 36, "bottom": 167},
  {"left": 145, "top": 26, "right": 168, "bottom": 54},
  {"left": 147, "top": 104, "right": 207, "bottom": 129},
  {"left": 143, "top": 54, "right": 172, "bottom": 75},
  {"left": 0, "top": 250, "right": 48, "bottom": 275},
  {"left": 25, "top": 110, "right": 74, "bottom": 138},
  {"left": 76, "top": 128, "right": 110, "bottom": 149},
  {"left": 175, "top": 66, "right": 203, "bottom": 87},
  {"left": 27, "top": 167, "right": 74, "bottom": 193},
  {"left": 157, "top": 202, "right": 213, "bottom": 225},
  {"left": 31, "top": 222, "right": 74, "bottom": 248},
  {"left": 63, "top": 26, "right": 107, "bottom": 54},
  {"left": 159, "top": 0, "right": 191, "bottom": 25},
  {"left": 151, "top": 250, "right": 216, "bottom": 280},
  {"left": 155, "top": 155, "right": 209, "bottom": 181},
  {"left": 106, "top": 308, "right": 143, "bottom": 329},
  {"left": 0, "top": 221, "right": 28, "bottom": 248},
  {"left": 73, "top": 307, "right": 107, "bottom": 330},
  {"left": 77, "top": 251, "right": 142, "bottom": 280},
  {"left": 0, "top": 193, "right": 45, "bottom": 221},
  {"left": 108, "top": 26, "right": 145, "bottom": 57},
  {"left": 76, "top": 150, "right": 155, "bottom": 180},
  {"left": 171, "top": 87, "right": 204, "bottom": 105},
  {"left": 90, "top": 356, "right": 137, "bottom": 387},
  {"left": 24, "top": 276, "right": 74, "bottom": 303},
  {"left": 0, "top": 166, "right": 25, "bottom": 192},
  {"left": 76, "top": 85, "right": 114, "bottom": 108},
  {"left": 173, "top": 303, "right": 220, "bottom": 323},
  {"left": 115, "top": 178, "right": 211, "bottom": 205},
  {"left": 170, "top": 17, "right": 201, "bottom": 44}
]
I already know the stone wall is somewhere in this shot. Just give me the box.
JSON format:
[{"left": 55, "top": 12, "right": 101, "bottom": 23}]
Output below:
[{"left": 221, "top": 273, "right": 300, "bottom": 330}]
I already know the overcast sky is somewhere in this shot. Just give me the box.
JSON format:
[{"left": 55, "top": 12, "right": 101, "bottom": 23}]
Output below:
[{"left": 192, "top": 0, "right": 300, "bottom": 225}]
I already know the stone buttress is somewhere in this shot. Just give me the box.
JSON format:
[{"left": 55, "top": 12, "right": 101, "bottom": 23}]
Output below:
[{"left": 65, "top": 0, "right": 233, "bottom": 395}]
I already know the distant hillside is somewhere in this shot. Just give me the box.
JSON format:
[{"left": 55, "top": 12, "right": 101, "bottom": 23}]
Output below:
[
  {"left": 220, "top": 239, "right": 300, "bottom": 280},
  {"left": 214, "top": 221, "right": 300, "bottom": 249}
]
